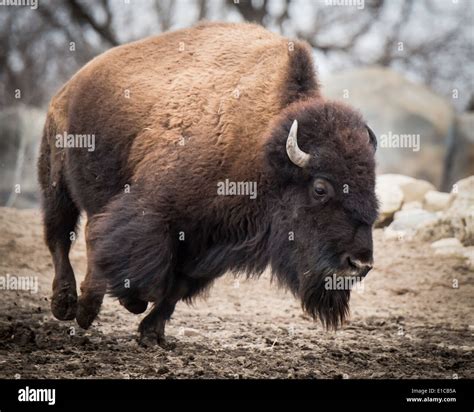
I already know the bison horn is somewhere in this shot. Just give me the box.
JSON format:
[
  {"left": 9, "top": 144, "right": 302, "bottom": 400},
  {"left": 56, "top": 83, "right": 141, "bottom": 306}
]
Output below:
[{"left": 286, "top": 119, "right": 310, "bottom": 168}]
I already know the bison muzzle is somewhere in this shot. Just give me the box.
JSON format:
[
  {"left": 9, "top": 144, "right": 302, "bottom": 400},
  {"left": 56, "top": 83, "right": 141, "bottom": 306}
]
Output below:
[{"left": 38, "top": 22, "right": 378, "bottom": 347}]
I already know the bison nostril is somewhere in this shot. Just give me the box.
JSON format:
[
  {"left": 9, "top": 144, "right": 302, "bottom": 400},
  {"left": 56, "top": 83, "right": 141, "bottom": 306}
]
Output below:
[
  {"left": 347, "top": 257, "right": 373, "bottom": 273},
  {"left": 347, "top": 257, "right": 357, "bottom": 270}
]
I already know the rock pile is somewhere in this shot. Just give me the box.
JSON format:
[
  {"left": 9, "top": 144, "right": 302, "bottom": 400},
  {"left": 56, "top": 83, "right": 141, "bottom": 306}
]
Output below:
[{"left": 376, "top": 174, "right": 474, "bottom": 269}]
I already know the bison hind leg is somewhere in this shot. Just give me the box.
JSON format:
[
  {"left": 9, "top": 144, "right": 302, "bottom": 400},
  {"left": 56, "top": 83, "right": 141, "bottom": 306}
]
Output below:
[{"left": 40, "top": 175, "right": 80, "bottom": 321}]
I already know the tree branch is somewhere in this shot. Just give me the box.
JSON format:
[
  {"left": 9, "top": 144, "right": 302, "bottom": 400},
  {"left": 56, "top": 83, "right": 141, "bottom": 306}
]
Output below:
[{"left": 66, "top": 0, "right": 118, "bottom": 46}]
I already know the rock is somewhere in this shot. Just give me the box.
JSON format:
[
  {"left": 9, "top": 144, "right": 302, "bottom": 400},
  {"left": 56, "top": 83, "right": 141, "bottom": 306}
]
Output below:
[
  {"left": 375, "top": 175, "right": 405, "bottom": 225},
  {"left": 383, "top": 226, "right": 407, "bottom": 241},
  {"left": 431, "top": 239, "right": 474, "bottom": 266},
  {"left": 449, "top": 176, "right": 474, "bottom": 212},
  {"left": 463, "top": 249, "right": 474, "bottom": 271},
  {"left": 375, "top": 174, "right": 436, "bottom": 225},
  {"left": 416, "top": 176, "right": 474, "bottom": 245},
  {"left": 378, "top": 174, "right": 435, "bottom": 203},
  {"left": 423, "top": 190, "right": 451, "bottom": 212},
  {"left": 417, "top": 213, "right": 474, "bottom": 246},
  {"left": 431, "top": 238, "right": 464, "bottom": 257},
  {"left": 443, "top": 176, "right": 474, "bottom": 245},
  {"left": 402, "top": 201, "right": 422, "bottom": 210},
  {"left": 401, "top": 180, "right": 436, "bottom": 203},
  {"left": 323, "top": 67, "right": 455, "bottom": 186},
  {"left": 182, "top": 328, "right": 201, "bottom": 337},
  {"left": 392, "top": 209, "right": 438, "bottom": 230},
  {"left": 384, "top": 209, "right": 437, "bottom": 240}
]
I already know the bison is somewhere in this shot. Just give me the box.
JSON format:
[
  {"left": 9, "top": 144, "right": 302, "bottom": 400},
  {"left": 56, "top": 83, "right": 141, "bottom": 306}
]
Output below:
[{"left": 38, "top": 22, "right": 378, "bottom": 347}]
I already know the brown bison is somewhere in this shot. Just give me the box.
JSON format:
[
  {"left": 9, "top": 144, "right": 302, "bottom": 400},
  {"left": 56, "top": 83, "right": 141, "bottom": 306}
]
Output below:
[{"left": 38, "top": 22, "right": 378, "bottom": 347}]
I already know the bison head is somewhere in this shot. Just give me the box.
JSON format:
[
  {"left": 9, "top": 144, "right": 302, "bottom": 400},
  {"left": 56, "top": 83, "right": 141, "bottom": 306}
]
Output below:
[{"left": 265, "top": 100, "right": 378, "bottom": 330}]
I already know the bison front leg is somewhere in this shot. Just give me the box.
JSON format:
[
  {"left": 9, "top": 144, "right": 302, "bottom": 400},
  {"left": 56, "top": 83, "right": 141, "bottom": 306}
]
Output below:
[
  {"left": 76, "top": 270, "right": 106, "bottom": 329},
  {"left": 138, "top": 299, "right": 178, "bottom": 349},
  {"left": 41, "top": 177, "right": 81, "bottom": 322},
  {"left": 137, "top": 278, "right": 189, "bottom": 348}
]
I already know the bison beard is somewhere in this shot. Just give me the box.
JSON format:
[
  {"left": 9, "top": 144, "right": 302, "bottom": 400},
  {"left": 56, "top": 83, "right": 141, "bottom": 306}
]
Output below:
[
  {"left": 300, "top": 268, "right": 351, "bottom": 330},
  {"left": 38, "top": 22, "right": 378, "bottom": 346}
]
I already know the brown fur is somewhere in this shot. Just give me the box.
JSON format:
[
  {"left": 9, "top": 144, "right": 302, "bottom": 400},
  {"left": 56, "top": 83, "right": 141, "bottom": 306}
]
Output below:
[{"left": 50, "top": 22, "right": 317, "bottom": 205}]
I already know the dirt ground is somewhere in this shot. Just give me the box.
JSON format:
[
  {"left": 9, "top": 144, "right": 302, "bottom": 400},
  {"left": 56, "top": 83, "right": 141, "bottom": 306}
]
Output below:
[{"left": 0, "top": 207, "right": 472, "bottom": 379}]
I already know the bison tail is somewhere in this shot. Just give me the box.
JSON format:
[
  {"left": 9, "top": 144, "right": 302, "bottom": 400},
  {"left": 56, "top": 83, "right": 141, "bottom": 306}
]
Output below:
[{"left": 88, "top": 195, "right": 174, "bottom": 302}]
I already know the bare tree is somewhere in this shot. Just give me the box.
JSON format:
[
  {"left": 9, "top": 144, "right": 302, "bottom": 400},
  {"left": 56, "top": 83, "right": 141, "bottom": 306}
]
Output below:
[
  {"left": 227, "top": 0, "right": 472, "bottom": 109},
  {"left": 66, "top": 0, "right": 119, "bottom": 46}
]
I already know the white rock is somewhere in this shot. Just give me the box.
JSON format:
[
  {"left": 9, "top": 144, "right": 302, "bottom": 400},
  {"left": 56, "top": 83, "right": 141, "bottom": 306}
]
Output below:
[
  {"left": 449, "top": 176, "right": 474, "bottom": 212},
  {"left": 415, "top": 176, "right": 474, "bottom": 245},
  {"left": 431, "top": 237, "right": 463, "bottom": 249},
  {"left": 462, "top": 248, "right": 474, "bottom": 270},
  {"left": 401, "top": 180, "right": 436, "bottom": 203},
  {"left": 375, "top": 175, "right": 405, "bottom": 224},
  {"left": 377, "top": 174, "right": 435, "bottom": 203},
  {"left": 433, "top": 249, "right": 466, "bottom": 259},
  {"left": 375, "top": 174, "right": 436, "bottom": 226},
  {"left": 383, "top": 226, "right": 409, "bottom": 241},
  {"left": 402, "top": 201, "right": 423, "bottom": 211},
  {"left": 390, "top": 209, "right": 438, "bottom": 232},
  {"left": 417, "top": 213, "right": 474, "bottom": 246},
  {"left": 182, "top": 328, "right": 201, "bottom": 337},
  {"left": 423, "top": 190, "right": 451, "bottom": 212},
  {"left": 431, "top": 238, "right": 465, "bottom": 258}
]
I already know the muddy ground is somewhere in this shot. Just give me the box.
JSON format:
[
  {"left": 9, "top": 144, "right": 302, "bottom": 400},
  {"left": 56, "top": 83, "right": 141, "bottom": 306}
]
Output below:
[{"left": 0, "top": 207, "right": 472, "bottom": 379}]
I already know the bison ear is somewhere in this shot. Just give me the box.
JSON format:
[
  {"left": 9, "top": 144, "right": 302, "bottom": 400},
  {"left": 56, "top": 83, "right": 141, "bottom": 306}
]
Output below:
[{"left": 366, "top": 125, "right": 377, "bottom": 152}]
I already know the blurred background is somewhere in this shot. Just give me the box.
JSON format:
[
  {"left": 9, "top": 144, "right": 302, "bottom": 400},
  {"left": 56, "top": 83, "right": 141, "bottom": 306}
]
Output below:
[{"left": 1, "top": 0, "right": 473, "bottom": 208}]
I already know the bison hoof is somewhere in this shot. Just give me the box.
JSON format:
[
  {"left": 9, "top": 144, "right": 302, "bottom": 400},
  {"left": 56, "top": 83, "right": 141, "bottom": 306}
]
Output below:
[
  {"left": 51, "top": 287, "right": 77, "bottom": 321},
  {"left": 119, "top": 296, "right": 148, "bottom": 314},
  {"left": 138, "top": 333, "right": 176, "bottom": 350},
  {"left": 76, "top": 295, "right": 103, "bottom": 329}
]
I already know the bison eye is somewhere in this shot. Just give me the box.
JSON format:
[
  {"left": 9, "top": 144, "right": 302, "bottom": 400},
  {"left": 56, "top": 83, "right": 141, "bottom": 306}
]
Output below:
[
  {"left": 314, "top": 184, "right": 326, "bottom": 196},
  {"left": 312, "top": 178, "right": 333, "bottom": 202}
]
